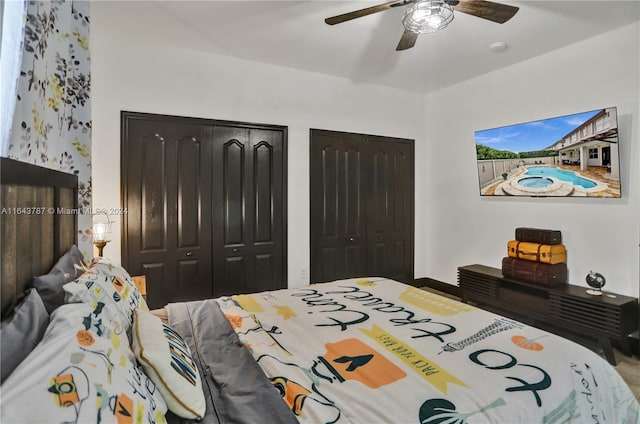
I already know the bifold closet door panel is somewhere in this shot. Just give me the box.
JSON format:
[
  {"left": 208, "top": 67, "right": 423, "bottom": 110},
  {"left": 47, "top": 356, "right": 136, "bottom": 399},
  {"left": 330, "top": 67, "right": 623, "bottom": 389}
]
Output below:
[
  {"left": 366, "top": 138, "right": 414, "bottom": 284},
  {"left": 310, "top": 130, "right": 368, "bottom": 283},
  {"left": 123, "top": 115, "right": 213, "bottom": 309},
  {"left": 211, "top": 126, "right": 285, "bottom": 296}
]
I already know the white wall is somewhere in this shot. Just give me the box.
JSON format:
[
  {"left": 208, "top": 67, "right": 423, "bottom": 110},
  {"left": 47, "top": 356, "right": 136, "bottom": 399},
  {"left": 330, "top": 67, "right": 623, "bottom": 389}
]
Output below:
[
  {"left": 90, "top": 2, "right": 427, "bottom": 288},
  {"left": 423, "top": 22, "right": 640, "bottom": 297}
]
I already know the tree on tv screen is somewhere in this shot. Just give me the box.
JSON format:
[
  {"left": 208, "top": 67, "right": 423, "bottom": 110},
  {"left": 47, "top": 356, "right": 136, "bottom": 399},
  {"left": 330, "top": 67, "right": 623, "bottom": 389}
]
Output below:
[
  {"left": 476, "top": 144, "right": 518, "bottom": 159},
  {"left": 476, "top": 144, "right": 556, "bottom": 160}
]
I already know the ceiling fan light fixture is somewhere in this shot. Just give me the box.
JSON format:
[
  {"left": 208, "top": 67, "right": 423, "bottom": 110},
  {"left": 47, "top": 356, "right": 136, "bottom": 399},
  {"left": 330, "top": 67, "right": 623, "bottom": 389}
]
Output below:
[{"left": 402, "top": 0, "right": 454, "bottom": 34}]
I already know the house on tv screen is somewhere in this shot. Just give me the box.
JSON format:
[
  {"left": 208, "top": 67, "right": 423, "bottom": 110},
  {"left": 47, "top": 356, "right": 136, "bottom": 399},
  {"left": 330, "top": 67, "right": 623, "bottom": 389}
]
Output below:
[{"left": 546, "top": 107, "right": 619, "bottom": 180}]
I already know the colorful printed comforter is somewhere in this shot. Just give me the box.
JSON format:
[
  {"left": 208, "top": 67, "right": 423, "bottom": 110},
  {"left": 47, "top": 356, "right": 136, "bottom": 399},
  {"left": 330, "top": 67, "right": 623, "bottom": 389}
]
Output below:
[{"left": 180, "top": 278, "right": 640, "bottom": 423}]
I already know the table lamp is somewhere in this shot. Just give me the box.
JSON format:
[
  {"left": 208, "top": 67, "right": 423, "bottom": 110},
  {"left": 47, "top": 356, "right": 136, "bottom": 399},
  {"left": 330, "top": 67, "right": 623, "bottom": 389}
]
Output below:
[{"left": 92, "top": 212, "right": 112, "bottom": 257}]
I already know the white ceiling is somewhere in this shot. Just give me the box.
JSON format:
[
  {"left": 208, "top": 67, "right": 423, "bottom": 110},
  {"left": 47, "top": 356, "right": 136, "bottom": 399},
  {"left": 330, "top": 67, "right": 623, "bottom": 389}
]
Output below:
[{"left": 109, "top": 1, "right": 640, "bottom": 93}]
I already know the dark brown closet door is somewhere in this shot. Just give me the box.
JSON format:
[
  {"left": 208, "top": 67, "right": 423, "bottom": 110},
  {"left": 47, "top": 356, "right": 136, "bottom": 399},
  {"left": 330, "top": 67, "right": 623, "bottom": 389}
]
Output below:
[
  {"left": 310, "top": 130, "right": 367, "bottom": 282},
  {"left": 211, "top": 126, "right": 285, "bottom": 296},
  {"left": 122, "top": 115, "right": 213, "bottom": 308},
  {"left": 366, "top": 138, "right": 414, "bottom": 284},
  {"left": 310, "top": 130, "right": 414, "bottom": 284}
]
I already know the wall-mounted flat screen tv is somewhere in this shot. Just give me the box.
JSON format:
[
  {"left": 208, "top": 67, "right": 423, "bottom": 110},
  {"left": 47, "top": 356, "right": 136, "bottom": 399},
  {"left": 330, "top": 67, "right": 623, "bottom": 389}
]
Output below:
[{"left": 475, "top": 107, "right": 620, "bottom": 198}]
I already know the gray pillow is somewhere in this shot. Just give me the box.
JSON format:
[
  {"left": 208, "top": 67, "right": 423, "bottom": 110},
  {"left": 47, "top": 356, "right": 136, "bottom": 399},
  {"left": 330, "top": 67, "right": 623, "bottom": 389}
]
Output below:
[
  {"left": 32, "top": 244, "right": 85, "bottom": 313},
  {"left": 0, "top": 289, "right": 49, "bottom": 383}
]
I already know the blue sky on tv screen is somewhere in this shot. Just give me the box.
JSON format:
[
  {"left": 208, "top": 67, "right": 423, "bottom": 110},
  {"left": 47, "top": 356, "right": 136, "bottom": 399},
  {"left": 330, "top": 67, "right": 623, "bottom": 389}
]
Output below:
[{"left": 475, "top": 109, "right": 601, "bottom": 153}]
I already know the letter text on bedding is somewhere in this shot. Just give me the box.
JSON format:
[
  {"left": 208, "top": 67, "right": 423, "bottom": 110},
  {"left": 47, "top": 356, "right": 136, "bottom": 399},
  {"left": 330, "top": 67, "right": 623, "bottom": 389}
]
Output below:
[{"left": 361, "top": 325, "right": 467, "bottom": 394}]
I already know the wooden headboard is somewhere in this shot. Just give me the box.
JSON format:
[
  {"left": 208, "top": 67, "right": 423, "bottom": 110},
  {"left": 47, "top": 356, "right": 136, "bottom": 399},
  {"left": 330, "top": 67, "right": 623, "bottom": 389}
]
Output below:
[{"left": 1, "top": 157, "right": 78, "bottom": 312}]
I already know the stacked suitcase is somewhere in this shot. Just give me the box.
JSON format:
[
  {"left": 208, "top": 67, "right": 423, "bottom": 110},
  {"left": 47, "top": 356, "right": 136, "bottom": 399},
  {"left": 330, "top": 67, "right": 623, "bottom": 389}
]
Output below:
[{"left": 502, "top": 227, "right": 568, "bottom": 286}]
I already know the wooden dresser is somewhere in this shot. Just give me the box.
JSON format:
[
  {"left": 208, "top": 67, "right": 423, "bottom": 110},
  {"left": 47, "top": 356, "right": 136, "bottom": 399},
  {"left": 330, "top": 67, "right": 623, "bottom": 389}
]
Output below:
[{"left": 458, "top": 264, "right": 639, "bottom": 365}]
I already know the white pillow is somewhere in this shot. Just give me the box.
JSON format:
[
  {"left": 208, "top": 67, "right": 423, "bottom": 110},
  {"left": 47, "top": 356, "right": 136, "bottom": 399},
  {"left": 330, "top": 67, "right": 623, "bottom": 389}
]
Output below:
[
  {"left": 132, "top": 308, "right": 206, "bottom": 420},
  {"left": 1, "top": 303, "right": 167, "bottom": 423}
]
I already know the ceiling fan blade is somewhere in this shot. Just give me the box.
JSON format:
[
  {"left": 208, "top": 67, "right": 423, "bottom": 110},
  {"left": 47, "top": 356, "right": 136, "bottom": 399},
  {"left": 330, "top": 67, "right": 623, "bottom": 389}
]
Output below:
[
  {"left": 325, "top": 0, "right": 413, "bottom": 25},
  {"left": 396, "top": 30, "right": 418, "bottom": 51},
  {"left": 453, "top": 0, "right": 519, "bottom": 24}
]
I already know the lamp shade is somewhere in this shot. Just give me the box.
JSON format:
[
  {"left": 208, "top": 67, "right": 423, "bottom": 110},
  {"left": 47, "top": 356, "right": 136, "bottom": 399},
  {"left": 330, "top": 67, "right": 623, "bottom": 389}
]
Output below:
[
  {"left": 403, "top": 0, "right": 454, "bottom": 34},
  {"left": 92, "top": 214, "right": 112, "bottom": 243}
]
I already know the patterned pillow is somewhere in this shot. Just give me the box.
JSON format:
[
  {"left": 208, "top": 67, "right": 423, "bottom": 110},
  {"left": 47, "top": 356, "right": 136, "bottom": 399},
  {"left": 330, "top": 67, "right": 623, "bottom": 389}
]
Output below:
[
  {"left": 0, "top": 302, "right": 167, "bottom": 423},
  {"left": 63, "top": 257, "right": 148, "bottom": 332},
  {"left": 132, "top": 308, "right": 206, "bottom": 420}
]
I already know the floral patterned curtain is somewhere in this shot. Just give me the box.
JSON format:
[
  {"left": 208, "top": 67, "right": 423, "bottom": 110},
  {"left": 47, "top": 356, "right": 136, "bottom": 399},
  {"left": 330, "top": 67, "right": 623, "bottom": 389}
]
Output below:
[{"left": 6, "top": 0, "right": 92, "bottom": 256}]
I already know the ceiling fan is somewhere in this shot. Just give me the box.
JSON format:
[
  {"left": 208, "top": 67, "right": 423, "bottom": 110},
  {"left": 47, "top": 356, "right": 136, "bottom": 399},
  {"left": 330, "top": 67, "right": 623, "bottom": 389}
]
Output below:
[{"left": 325, "top": 0, "right": 519, "bottom": 51}]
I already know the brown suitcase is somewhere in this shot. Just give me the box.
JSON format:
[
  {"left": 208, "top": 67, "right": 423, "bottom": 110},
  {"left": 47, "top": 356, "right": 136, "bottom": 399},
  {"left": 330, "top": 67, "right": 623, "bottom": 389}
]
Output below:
[
  {"left": 515, "top": 227, "right": 562, "bottom": 245},
  {"left": 501, "top": 257, "right": 568, "bottom": 285},
  {"left": 507, "top": 240, "right": 567, "bottom": 264}
]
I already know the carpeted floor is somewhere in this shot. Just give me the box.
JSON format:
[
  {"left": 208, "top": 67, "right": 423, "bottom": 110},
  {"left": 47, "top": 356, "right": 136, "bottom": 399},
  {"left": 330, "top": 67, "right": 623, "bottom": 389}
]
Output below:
[{"left": 420, "top": 286, "right": 640, "bottom": 401}]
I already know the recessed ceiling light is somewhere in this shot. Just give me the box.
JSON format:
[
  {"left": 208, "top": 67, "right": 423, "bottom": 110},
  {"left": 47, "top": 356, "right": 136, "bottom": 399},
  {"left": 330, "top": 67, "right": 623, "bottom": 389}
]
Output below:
[{"left": 489, "top": 41, "right": 508, "bottom": 53}]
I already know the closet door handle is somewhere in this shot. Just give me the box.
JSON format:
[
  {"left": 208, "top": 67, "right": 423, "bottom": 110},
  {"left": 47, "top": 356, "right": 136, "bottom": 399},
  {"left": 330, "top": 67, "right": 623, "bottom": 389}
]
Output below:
[
  {"left": 186, "top": 251, "right": 193, "bottom": 257},
  {"left": 232, "top": 248, "right": 239, "bottom": 253},
  {"left": 348, "top": 237, "right": 355, "bottom": 242}
]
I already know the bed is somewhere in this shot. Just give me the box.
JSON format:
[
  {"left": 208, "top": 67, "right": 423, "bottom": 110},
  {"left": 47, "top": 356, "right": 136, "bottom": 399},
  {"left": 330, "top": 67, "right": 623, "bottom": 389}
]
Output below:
[
  {"left": 1, "top": 158, "right": 638, "bottom": 424},
  {"left": 164, "top": 279, "right": 640, "bottom": 423}
]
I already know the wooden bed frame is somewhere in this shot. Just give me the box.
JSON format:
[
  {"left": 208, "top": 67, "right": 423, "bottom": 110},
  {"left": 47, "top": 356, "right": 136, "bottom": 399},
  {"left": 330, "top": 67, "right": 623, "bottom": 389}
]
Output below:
[{"left": 0, "top": 157, "right": 78, "bottom": 312}]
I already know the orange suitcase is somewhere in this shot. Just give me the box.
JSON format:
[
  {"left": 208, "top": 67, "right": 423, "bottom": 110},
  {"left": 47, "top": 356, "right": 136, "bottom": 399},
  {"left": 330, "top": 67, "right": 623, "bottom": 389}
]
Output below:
[{"left": 507, "top": 240, "right": 567, "bottom": 264}]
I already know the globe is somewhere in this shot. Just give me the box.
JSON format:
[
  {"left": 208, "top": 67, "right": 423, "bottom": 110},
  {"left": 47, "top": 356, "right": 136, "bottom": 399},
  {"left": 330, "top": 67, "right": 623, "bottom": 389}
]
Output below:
[{"left": 585, "top": 270, "right": 606, "bottom": 295}]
